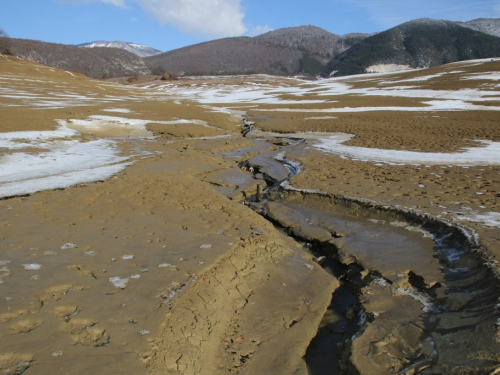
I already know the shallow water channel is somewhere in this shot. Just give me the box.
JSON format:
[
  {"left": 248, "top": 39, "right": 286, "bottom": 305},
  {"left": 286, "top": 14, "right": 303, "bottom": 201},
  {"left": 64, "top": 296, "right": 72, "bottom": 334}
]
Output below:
[{"left": 211, "top": 136, "right": 500, "bottom": 374}]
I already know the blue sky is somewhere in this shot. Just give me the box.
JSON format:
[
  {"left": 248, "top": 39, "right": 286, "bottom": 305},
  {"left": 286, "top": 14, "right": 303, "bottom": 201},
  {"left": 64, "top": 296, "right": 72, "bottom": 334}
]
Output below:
[{"left": 1, "top": 0, "right": 499, "bottom": 52}]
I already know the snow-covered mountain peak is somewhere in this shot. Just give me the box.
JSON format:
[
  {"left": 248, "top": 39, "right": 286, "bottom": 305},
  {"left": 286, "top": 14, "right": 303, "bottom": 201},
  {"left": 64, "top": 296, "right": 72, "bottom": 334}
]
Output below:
[{"left": 78, "top": 41, "right": 162, "bottom": 58}]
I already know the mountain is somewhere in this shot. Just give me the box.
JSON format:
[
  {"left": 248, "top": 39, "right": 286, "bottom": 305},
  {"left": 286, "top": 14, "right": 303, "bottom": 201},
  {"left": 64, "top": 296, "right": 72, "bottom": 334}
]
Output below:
[
  {"left": 6, "top": 38, "right": 151, "bottom": 79},
  {"left": 326, "top": 19, "right": 500, "bottom": 76},
  {"left": 145, "top": 37, "right": 302, "bottom": 76},
  {"left": 79, "top": 41, "right": 162, "bottom": 58},
  {"left": 144, "top": 26, "right": 368, "bottom": 77},
  {"left": 255, "top": 25, "right": 369, "bottom": 64},
  {"left": 146, "top": 19, "right": 500, "bottom": 78},
  {"left": 4, "top": 18, "right": 500, "bottom": 80},
  {"left": 460, "top": 18, "right": 500, "bottom": 38}
]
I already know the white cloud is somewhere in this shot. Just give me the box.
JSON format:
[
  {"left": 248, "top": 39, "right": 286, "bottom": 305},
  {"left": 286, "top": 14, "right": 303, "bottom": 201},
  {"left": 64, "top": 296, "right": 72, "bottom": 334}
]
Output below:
[
  {"left": 63, "top": 0, "right": 248, "bottom": 38},
  {"left": 246, "top": 25, "right": 274, "bottom": 37},
  {"left": 137, "top": 0, "right": 247, "bottom": 38}
]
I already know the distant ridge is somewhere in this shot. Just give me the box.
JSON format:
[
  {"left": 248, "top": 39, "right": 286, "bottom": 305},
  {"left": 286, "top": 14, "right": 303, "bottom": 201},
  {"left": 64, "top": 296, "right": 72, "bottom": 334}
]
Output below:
[
  {"left": 3, "top": 17, "right": 500, "bottom": 79},
  {"left": 144, "top": 37, "right": 303, "bottom": 76},
  {"left": 255, "top": 25, "right": 370, "bottom": 64},
  {"left": 460, "top": 18, "right": 500, "bottom": 38},
  {"left": 144, "top": 26, "right": 368, "bottom": 77},
  {"left": 79, "top": 41, "right": 162, "bottom": 58},
  {"left": 326, "top": 19, "right": 500, "bottom": 76},
  {"left": 6, "top": 38, "right": 151, "bottom": 79},
  {"left": 145, "top": 19, "right": 500, "bottom": 78}
]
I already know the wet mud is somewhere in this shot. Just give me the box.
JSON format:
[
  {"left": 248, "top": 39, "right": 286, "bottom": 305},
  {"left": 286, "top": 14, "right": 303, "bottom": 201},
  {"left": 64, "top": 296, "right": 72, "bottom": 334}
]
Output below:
[
  {"left": 2, "top": 56, "right": 500, "bottom": 374},
  {"left": 211, "top": 135, "right": 500, "bottom": 374}
]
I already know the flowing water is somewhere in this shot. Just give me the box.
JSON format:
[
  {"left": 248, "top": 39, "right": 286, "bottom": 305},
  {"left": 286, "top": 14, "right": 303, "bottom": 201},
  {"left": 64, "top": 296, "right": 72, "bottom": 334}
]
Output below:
[{"left": 212, "top": 136, "right": 500, "bottom": 374}]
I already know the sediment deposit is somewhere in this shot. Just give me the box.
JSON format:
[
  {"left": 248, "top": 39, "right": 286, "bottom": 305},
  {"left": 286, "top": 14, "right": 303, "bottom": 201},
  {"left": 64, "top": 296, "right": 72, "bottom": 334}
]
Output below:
[{"left": 1, "top": 55, "right": 500, "bottom": 374}]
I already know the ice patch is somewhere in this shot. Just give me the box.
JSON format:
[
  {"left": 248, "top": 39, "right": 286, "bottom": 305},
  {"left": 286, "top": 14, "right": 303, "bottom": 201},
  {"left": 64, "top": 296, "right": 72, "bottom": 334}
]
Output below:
[
  {"left": 358, "top": 310, "right": 367, "bottom": 326},
  {"left": 389, "top": 221, "right": 434, "bottom": 238},
  {"left": 394, "top": 286, "right": 436, "bottom": 312},
  {"left": 406, "top": 226, "right": 434, "bottom": 239},
  {"left": 390, "top": 221, "right": 407, "bottom": 228},
  {"left": 0, "top": 127, "right": 78, "bottom": 150},
  {"left": 65, "top": 116, "right": 221, "bottom": 134},
  {"left": 0, "top": 138, "right": 127, "bottom": 184},
  {"left": 0, "top": 133, "right": 133, "bottom": 198},
  {"left": 456, "top": 212, "right": 500, "bottom": 228},
  {"left": 280, "top": 180, "right": 320, "bottom": 193},
  {"left": 372, "top": 277, "right": 391, "bottom": 287},
  {"left": 450, "top": 267, "right": 469, "bottom": 273},
  {"left": 275, "top": 152, "right": 302, "bottom": 177},
  {"left": 0, "top": 162, "right": 132, "bottom": 198}
]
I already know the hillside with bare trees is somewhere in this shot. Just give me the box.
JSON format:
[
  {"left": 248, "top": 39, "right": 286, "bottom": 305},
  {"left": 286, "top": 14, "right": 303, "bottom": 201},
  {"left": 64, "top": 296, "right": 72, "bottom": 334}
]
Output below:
[
  {"left": 144, "top": 26, "right": 368, "bottom": 77},
  {"left": 4, "top": 37, "right": 151, "bottom": 79}
]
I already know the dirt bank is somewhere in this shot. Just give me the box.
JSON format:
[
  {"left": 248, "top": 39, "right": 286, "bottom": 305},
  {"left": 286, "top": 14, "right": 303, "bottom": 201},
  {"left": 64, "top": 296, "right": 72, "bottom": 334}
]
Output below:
[{"left": 0, "top": 56, "right": 336, "bottom": 374}]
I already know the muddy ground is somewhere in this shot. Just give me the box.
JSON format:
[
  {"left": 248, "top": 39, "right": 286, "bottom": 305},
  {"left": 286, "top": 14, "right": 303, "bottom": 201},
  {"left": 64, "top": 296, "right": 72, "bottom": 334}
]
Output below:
[{"left": 1, "top": 55, "right": 500, "bottom": 374}]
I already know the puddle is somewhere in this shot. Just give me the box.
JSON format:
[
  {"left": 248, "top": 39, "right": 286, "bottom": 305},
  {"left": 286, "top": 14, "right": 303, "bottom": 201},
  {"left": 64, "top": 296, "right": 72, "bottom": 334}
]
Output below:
[
  {"left": 202, "top": 164, "right": 265, "bottom": 201},
  {"left": 203, "top": 169, "right": 253, "bottom": 186},
  {"left": 258, "top": 192, "right": 500, "bottom": 373}
]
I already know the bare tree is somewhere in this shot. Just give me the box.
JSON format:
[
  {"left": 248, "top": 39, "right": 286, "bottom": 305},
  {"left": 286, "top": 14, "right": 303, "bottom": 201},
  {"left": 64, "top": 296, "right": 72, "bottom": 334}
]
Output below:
[{"left": 0, "top": 28, "right": 13, "bottom": 55}]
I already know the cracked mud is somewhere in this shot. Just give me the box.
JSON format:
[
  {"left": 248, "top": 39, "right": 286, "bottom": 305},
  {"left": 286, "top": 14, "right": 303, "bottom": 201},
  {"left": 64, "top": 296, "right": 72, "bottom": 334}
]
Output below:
[{"left": 1, "top": 55, "right": 500, "bottom": 374}]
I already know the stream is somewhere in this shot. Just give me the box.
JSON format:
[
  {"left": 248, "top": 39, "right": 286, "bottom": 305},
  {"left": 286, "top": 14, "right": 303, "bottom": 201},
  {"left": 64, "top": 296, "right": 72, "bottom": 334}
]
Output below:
[{"left": 209, "top": 135, "right": 500, "bottom": 374}]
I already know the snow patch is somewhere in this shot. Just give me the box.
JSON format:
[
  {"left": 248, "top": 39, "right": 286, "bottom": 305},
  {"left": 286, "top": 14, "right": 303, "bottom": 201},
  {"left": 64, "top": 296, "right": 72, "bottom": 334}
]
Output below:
[
  {"left": 456, "top": 212, "right": 500, "bottom": 228},
  {"left": 313, "top": 133, "right": 500, "bottom": 166},
  {"left": 22, "top": 264, "right": 42, "bottom": 271},
  {"left": 109, "top": 277, "right": 129, "bottom": 289},
  {"left": 103, "top": 108, "right": 133, "bottom": 113},
  {"left": 366, "top": 64, "right": 414, "bottom": 73},
  {"left": 461, "top": 72, "right": 500, "bottom": 81},
  {"left": 60, "top": 243, "right": 79, "bottom": 250},
  {"left": 0, "top": 121, "right": 146, "bottom": 198}
]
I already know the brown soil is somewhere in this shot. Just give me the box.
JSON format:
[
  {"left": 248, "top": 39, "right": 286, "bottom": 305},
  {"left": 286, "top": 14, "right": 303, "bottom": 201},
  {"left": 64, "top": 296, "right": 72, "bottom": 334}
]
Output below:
[
  {"left": 0, "top": 55, "right": 335, "bottom": 375},
  {"left": 1, "top": 55, "right": 500, "bottom": 374}
]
